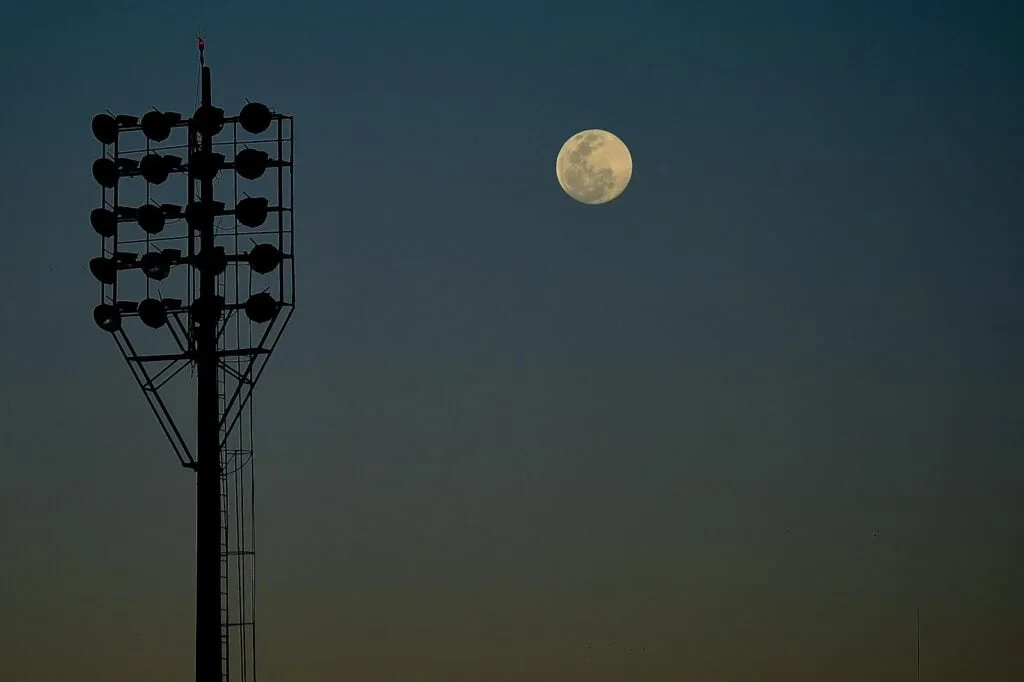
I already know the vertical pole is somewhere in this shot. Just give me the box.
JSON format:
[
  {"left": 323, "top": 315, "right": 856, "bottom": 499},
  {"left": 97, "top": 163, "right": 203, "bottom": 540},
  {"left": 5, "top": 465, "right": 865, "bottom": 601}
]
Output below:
[{"left": 195, "top": 64, "right": 223, "bottom": 682}]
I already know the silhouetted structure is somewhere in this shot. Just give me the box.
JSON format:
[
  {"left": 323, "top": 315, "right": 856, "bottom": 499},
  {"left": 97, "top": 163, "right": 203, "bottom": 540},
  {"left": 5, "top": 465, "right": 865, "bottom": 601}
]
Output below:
[{"left": 88, "top": 37, "right": 295, "bottom": 682}]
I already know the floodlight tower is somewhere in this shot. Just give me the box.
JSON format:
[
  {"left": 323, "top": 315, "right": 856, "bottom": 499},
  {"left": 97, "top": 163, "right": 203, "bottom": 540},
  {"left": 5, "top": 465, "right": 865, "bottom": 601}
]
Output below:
[{"left": 88, "top": 37, "right": 294, "bottom": 682}]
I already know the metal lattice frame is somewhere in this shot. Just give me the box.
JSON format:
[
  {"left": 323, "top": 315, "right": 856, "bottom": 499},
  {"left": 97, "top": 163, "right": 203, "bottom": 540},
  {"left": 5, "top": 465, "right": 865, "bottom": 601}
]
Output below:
[{"left": 96, "top": 116, "right": 295, "bottom": 467}]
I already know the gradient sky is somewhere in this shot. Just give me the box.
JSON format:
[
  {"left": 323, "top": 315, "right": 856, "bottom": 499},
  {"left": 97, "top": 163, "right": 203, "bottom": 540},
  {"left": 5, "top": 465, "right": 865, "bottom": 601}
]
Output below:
[{"left": 1, "top": 1, "right": 1022, "bottom": 680}]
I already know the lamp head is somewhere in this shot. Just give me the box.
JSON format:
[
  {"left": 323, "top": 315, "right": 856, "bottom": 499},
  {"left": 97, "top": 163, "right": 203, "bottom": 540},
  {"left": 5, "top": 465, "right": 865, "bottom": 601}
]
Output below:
[
  {"left": 235, "top": 197, "right": 269, "bottom": 227},
  {"left": 136, "top": 204, "right": 166, "bottom": 234},
  {"left": 193, "top": 105, "right": 226, "bottom": 137},
  {"left": 249, "top": 244, "right": 283, "bottom": 274},
  {"left": 90, "top": 208, "right": 118, "bottom": 238},
  {"left": 89, "top": 257, "right": 118, "bottom": 285},
  {"left": 139, "top": 153, "right": 183, "bottom": 185},
  {"left": 195, "top": 247, "right": 228, "bottom": 276},
  {"left": 244, "top": 292, "right": 280, "bottom": 323},
  {"left": 234, "top": 149, "right": 269, "bottom": 180},
  {"left": 93, "top": 304, "right": 122, "bottom": 332},
  {"left": 91, "top": 114, "right": 118, "bottom": 145},
  {"left": 138, "top": 298, "right": 168, "bottom": 329},
  {"left": 141, "top": 110, "right": 182, "bottom": 142},
  {"left": 239, "top": 102, "right": 272, "bottom": 134},
  {"left": 189, "top": 151, "right": 226, "bottom": 181},
  {"left": 190, "top": 295, "right": 226, "bottom": 325},
  {"left": 185, "top": 201, "right": 226, "bottom": 232},
  {"left": 92, "top": 158, "right": 119, "bottom": 188},
  {"left": 139, "top": 251, "right": 173, "bottom": 280}
]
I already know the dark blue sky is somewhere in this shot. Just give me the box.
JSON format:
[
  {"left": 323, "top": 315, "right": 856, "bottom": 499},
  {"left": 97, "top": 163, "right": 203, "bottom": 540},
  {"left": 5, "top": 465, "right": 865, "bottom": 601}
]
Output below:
[{"left": 1, "top": 1, "right": 1022, "bottom": 680}]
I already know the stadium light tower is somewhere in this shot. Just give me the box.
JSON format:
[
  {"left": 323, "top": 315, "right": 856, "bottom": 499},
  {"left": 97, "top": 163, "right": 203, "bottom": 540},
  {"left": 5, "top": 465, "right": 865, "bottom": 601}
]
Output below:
[{"left": 89, "top": 36, "right": 295, "bottom": 682}]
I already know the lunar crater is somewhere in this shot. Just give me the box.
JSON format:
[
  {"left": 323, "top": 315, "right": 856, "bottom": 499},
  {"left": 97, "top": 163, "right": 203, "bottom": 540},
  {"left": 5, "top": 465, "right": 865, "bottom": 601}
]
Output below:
[{"left": 556, "top": 129, "right": 632, "bottom": 205}]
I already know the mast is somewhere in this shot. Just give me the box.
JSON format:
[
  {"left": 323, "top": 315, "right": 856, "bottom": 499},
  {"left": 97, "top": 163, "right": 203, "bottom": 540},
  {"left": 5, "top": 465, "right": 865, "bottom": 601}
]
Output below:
[{"left": 193, "top": 34, "right": 223, "bottom": 682}]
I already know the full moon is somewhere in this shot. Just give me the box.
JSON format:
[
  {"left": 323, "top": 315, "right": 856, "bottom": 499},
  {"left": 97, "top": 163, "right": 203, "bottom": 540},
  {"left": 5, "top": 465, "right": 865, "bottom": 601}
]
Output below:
[{"left": 555, "top": 129, "right": 633, "bottom": 204}]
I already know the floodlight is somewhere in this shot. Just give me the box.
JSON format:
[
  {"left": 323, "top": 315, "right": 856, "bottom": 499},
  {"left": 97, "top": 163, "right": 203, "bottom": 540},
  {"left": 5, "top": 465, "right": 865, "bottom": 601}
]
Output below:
[
  {"left": 89, "top": 257, "right": 118, "bottom": 285},
  {"left": 244, "top": 292, "right": 279, "bottom": 323},
  {"left": 138, "top": 298, "right": 168, "bottom": 329},
  {"left": 235, "top": 197, "right": 269, "bottom": 227},
  {"left": 141, "top": 110, "right": 182, "bottom": 142},
  {"left": 185, "top": 201, "right": 226, "bottom": 232},
  {"left": 91, "top": 114, "right": 118, "bottom": 145},
  {"left": 92, "top": 157, "right": 139, "bottom": 187},
  {"left": 139, "top": 153, "right": 183, "bottom": 185},
  {"left": 248, "top": 244, "right": 282, "bottom": 274},
  {"left": 190, "top": 294, "right": 226, "bottom": 323},
  {"left": 92, "top": 158, "right": 119, "bottom": 188},
  {"left": 140, "top": 250, "right": 175, "bottom": 280},
  {"left": 137, "top": 203, "right": 166, "bottom": 234},
  {"left": 90, "top": 208, "right": 118, "bottom": 238},
  {"left": 87, "top": 70, "right": 295, "bottom": 682},
  {"left": 239, "top": 102, "right": 272, "bottom": 134},
  {"left": 189, "top": 151, "right": 226, "bottom": 181},
  {"left": 194, "top": 247, "right": 228, "bottom": 276},
  {"left": 93, "top": 304, "right": 122, "bottom": 332},
  {"left": 192, "top": 105, "right": 225, "bottom": 137},
  {"left": 234, "top": 149, "right": 269, "bottom": 180}
]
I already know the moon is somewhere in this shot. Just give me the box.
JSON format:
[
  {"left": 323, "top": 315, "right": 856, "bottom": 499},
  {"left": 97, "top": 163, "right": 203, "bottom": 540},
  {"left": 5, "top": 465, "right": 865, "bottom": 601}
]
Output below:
[{"left": 555, "top": 129, "right": 633, "bottom": 204}]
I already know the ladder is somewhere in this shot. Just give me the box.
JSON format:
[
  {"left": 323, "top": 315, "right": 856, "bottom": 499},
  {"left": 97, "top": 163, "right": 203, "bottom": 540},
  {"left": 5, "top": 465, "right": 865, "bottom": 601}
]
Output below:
[
  {"left": 216, "top": 277, "right": 231, "bottom": 682},
  {"left": 216, "top": 270, "right": 257, "bottom": 682},
  {"left": 219, "top": 466, "right": 230, "bottom": 682}
]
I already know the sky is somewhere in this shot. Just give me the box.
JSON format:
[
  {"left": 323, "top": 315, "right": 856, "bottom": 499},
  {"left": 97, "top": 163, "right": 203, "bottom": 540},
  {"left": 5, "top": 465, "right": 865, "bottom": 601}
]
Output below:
[{"left": 0, "top": 0, "right": 1022, "bottom": 680}]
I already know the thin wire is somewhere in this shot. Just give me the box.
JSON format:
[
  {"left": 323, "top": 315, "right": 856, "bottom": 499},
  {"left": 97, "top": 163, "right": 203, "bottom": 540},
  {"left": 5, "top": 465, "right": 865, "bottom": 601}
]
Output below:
[
  {"left": 234, "top": 418, "right": 245, "bottom": 682},
  {"left": 916, "top": 607, "right": 920, "bottom": 682},
  {"left": 232, "top": 115, "right": 252, "bottom": 682},
  {"left": 238, "top": 413, "right": 249, "bottom": 682},
  {"left": 245, "top": 168, "right": 257, "bottom": 682},
  {"left": 249, "top": 389, "right": 257, "bottom": 682}
]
